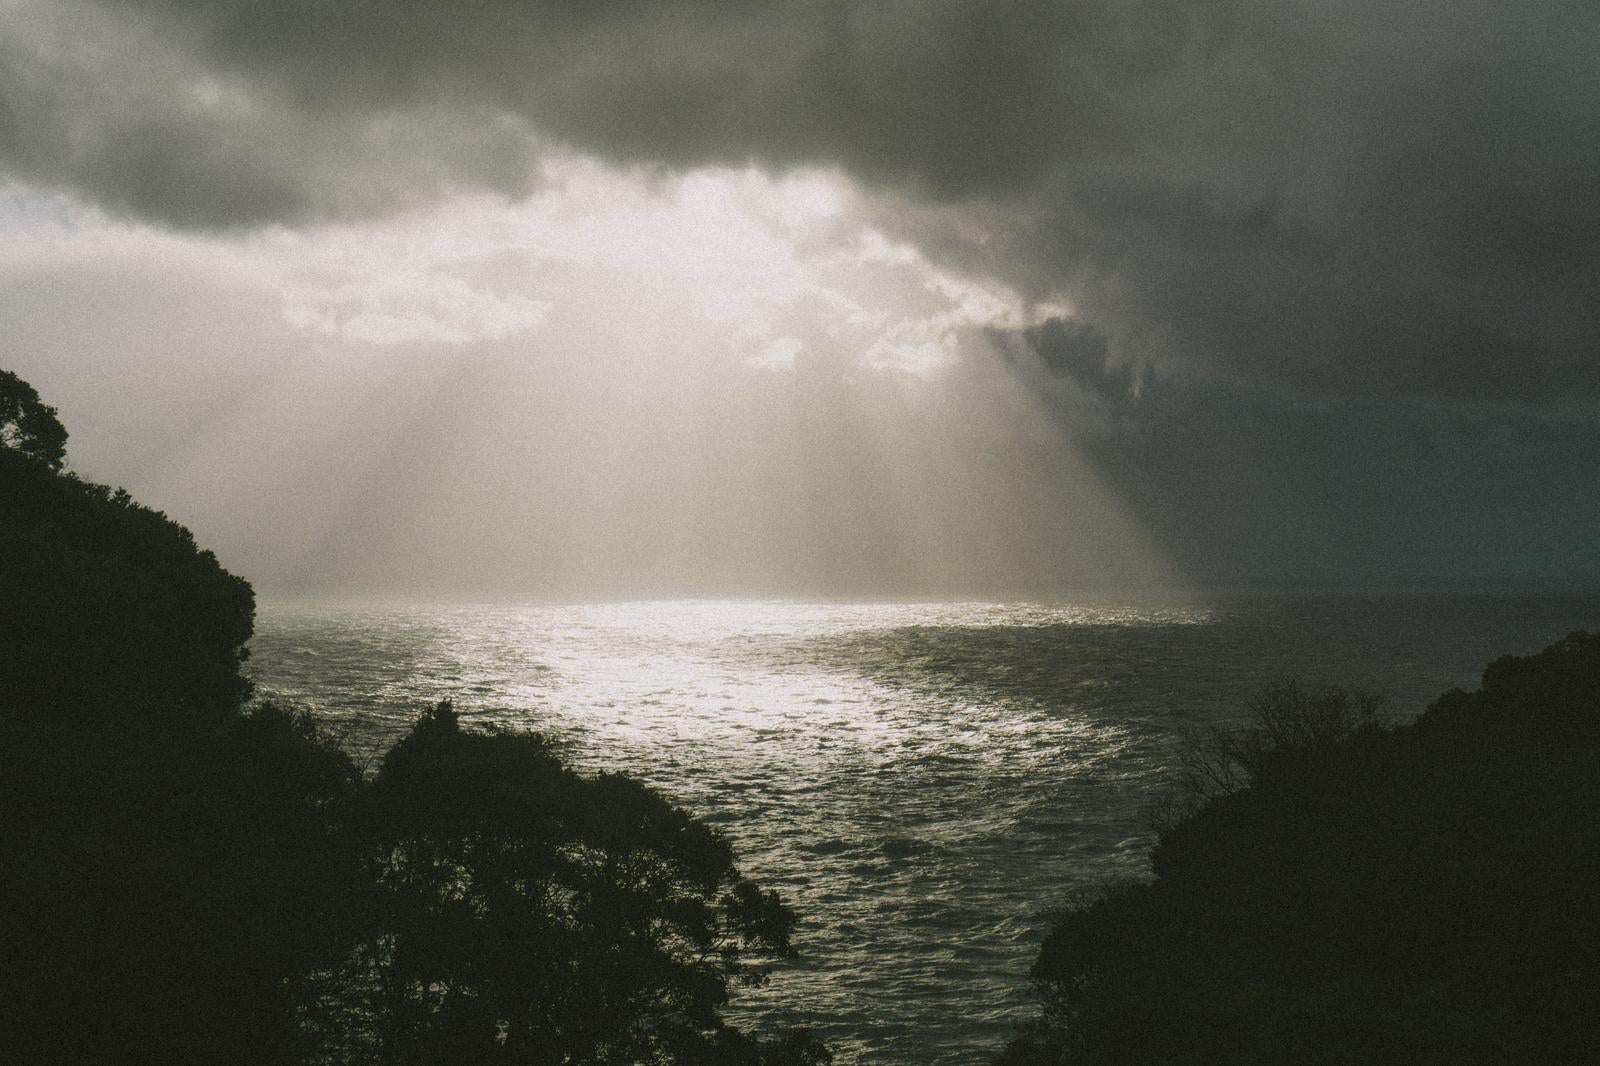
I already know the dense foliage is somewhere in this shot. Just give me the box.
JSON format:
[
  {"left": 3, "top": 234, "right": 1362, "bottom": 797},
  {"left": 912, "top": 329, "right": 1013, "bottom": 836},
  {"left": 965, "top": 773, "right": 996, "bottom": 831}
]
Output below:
[
  {"left": 0, "top": 369, "right": 67, "bottom": 471},
  {"left": 324, "top": 701, "right": 824, "bottom": 1064},
  {"left": 0, "top": 445, "right": 255, "bottom": 719},
  {"left": 998, "top": 641, "right": 1600, "bottom": 1064},
  {"left": 16, "top": 363, "right": 1594, "bottom": 1064},
  {"left": 0, "top": 371, "right": 823, "bottom": 1064}
]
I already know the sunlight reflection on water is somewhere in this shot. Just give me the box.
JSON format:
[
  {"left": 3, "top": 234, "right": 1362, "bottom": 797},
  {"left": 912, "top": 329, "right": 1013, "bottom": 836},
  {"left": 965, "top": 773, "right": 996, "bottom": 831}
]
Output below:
[{"left": 248, "top": 595, "right": 1600, "bottom": 1063}]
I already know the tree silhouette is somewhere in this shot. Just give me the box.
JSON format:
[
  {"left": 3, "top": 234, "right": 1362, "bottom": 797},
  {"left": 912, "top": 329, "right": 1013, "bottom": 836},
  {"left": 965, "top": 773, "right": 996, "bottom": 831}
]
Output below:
[
  {"left": 1, "top": 367, "right": 825, "bottom": 1064},
  {"left": 326, "top": 701, "right": 827, "bottom": 1065},
  {"left": 1, "top": 375, "right": 362, "bottom": 1061},
  {"left": 0, "top": 369, "right": 68, "bottom": 470},
  {"left": 998, "top": 646, "right": 1600, "bottom": 1065}
]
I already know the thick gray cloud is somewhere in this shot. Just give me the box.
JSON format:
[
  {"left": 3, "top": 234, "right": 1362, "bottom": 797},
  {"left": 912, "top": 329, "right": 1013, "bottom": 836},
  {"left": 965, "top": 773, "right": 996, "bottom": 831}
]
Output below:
[
  {"left": 1016, "top": 317, "right": 1141, "bottom": 410},
  {"left": 0, "top": 0, "right": 542, "bottom": 227},
  {"left": 4, "top": 0, "right": 1598, "bottom": 407}
]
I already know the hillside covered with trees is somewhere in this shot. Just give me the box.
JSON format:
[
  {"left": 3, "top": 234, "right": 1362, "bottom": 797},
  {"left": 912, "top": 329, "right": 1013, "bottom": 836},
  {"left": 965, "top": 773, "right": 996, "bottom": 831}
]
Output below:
[
  {"left": 7, "top": 366, "right": 1596, "bottom": 1063},
  {"left": 998, "top": 643, "right": 1600, "bottom": 1063},
  {"left": 0, "top": 370, "right": 826, "bottom": 1064}
]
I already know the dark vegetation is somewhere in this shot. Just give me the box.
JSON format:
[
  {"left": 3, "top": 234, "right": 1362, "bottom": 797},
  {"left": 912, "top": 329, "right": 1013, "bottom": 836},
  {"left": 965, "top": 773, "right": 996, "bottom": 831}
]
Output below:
[
  {"left": 0, "top": 372, "right": 825, "bottom": 1063},
  {"left": 999, "top": 657, "right": 1600, "bottom": 1063},
  {"left": 9, "top": 367, "right": 1597, "bottom": 1064},
  {"left": 0, "top": 369, "right": 67, "bottom": 471}
]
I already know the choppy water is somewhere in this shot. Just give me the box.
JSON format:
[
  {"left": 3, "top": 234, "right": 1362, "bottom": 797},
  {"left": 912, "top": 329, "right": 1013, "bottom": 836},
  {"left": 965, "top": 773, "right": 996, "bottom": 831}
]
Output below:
[{"left": 248, "top": 594, "right": 1600, "bottom": 1063}]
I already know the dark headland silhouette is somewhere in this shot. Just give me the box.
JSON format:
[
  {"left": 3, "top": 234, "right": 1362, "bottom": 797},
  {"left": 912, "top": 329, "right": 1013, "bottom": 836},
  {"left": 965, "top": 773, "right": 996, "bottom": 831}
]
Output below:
[
  {"left": 996, "top": 666, "right": 1600, "bottom": 1064},
  {"left": 1, "top": 370, "right": 827, "bottom": 1063},
  {"left": 3, "top": 368, "right": 1596, "bottom": 1063}
]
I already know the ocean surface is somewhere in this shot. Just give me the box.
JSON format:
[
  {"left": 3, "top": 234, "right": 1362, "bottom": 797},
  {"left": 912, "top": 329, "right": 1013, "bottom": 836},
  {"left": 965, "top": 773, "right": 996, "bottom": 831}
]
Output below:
[{"left": 248, "top": 594, "right": 1600, "bottom": 1063}]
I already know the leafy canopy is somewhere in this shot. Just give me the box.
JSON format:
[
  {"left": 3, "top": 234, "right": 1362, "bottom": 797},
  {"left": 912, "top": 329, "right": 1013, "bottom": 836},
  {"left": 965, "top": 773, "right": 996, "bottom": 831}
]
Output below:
[
  {"left": 329, "top": 701, "right": 826, "bottom": 1065},
  {"left": 0, "top": 369, "right": 68, "bottom": 470},
  {"left": 1, "top": 368, "right": 826, "bottom": 1065},
  {"left": 999, "top": 640, "right": 1600, "bottom": 1065}
]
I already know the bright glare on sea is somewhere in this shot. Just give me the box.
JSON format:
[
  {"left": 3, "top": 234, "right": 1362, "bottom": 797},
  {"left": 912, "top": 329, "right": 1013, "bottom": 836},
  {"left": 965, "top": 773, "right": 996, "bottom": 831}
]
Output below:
[{"left": 248, "top": 594, "right": 1600, "bottom": 1063}]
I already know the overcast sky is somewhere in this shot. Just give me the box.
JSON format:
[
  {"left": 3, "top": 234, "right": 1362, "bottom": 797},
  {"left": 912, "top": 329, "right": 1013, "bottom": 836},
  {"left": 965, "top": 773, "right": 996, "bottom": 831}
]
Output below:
[{"left": 3, "top": 1, "right": 1597, "bottom": 597}]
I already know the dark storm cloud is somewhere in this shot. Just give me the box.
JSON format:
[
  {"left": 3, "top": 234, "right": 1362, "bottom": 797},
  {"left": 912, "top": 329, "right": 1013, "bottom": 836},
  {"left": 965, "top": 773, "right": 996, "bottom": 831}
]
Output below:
[
  {"left": 4, "top": 0, "right": 1598, "bottom": 406},
  {"left": 117, "top": 0, "right": 1097, "bottom": 197},
  {"left": 1018, "top": 317, "right": 1140, "bottom": 410},
  {"left": 0, "top": 0, "right": 542, "bottom": 227}
]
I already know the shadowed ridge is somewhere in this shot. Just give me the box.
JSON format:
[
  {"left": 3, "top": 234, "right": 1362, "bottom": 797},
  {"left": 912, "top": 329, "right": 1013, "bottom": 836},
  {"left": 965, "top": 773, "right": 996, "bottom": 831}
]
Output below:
[
  {"left": 1, "top": 371, "right": 364, "bottom": 1063},
  {"left": 0, "top": 444, "right": 255, "bottom": 721},
  {"left": 998, "top": 635, "right": 1600, "bottom": 1064},
  {"left": 0, "top": 368, "right": 827, "bottom": 1064}
]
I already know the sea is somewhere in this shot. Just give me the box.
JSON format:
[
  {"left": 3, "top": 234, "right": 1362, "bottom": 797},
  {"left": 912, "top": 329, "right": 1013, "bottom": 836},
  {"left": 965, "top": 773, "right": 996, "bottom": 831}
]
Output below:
[{"left": 247, "top": 593, "right": 1600, "bottom": 1063}]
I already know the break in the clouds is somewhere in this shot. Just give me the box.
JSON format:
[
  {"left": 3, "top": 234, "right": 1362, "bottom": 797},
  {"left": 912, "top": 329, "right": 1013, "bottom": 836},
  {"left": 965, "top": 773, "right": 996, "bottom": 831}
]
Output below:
[
  {"left": 5, "top": 0, "right": 1598, "bottom": 408},
  {"left": 3, "top": 0, "right": 1598, "bottom": 594},
  {"left": 3, "top": 166, "right": 1171, "bottom": 597}
]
